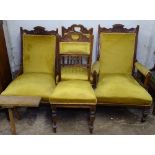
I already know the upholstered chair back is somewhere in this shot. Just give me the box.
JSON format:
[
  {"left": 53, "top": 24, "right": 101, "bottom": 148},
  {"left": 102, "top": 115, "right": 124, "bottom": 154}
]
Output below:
[
  {"left": 59, "top": 32, "right": 93, "bottom": 81},
  {"left": 59, "top": 33, "right": 91, "bottom": 55},
  {"left": 23, "top": 33, "right": 56, "bottom": 76},
  {"left": 99, "top": 32, "right": 136, "bottom": 76}
]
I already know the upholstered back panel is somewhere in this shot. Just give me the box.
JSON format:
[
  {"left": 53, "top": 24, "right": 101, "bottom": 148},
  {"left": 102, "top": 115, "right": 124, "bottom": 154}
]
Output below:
[
  {"left": 99, "top": 33, "right": 136, "bottom": 75},
  {"left": 23, "top": 34, "right": 56, "bottom": 75},
  {"left": 64, "top": 33, "right": 90, "bottom": 39},
  {"left": 59, "top": 42, "right": 90, "bottom": 54}
]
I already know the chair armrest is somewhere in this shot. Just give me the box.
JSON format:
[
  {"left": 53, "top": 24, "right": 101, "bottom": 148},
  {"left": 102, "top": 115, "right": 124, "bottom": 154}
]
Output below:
[
  {"left": 91, "top": 61, "right": 100, "bottom": 88},
  {"left": 135, "top": 62, "right": 150, "bottom": 77},
  {"left": 135, "top": 62, "right": 151, "bottom": 89},
  {"left": 56, "top": 75, "right": 59, "bottom": 84},
  {"left": 91, "top": 61, "right": 100, "bottom": 74}
]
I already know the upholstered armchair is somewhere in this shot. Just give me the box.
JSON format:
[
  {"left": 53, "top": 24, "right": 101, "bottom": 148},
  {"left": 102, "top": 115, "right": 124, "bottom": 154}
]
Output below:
[
  {"left": 59, "top": 24, "right": 93, "bottom": 81},
  {"left": 1, "top": 26, "right": 58, "bottom": 102},
  {"left": 92, "top": 24, "right": 152, "bottom": 122}
]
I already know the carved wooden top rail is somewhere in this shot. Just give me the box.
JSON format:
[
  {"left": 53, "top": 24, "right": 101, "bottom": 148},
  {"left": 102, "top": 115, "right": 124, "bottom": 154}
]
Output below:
[
  {"left": 62, "top": 24, "right": 93, "bottom": 36},
  {"left": 98, "top": 24, "right": 139, "bottom": 33},
  {"left": 21, "top": 26, "right": 58, "bottom": 35},
  {"left": 60, "top": 31, "right": 92, "bottom": 42}
]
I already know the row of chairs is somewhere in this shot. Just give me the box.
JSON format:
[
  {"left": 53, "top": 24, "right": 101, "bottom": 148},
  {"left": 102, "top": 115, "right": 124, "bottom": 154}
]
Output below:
[{"left": 0, "top": 24, "right": 152, "bottom": 134}]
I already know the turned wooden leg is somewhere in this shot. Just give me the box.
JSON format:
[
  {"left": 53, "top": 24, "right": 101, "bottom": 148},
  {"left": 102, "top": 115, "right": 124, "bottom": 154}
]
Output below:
[
  {"left": 152, "top": 101, "right": 155, "bottom": 115},
  {"left": 51, "top": 105, "right": 57, "bottom": 133},
  {"left": 8, "top": 108, "right": 16, "bottom": 135},
  {"left": 13, "top": 108, "right": 21, "bottom": 120},
  {"left": 5, "top": 109, "right": 10, "bottom": 121},
  {"left": 141, "top": 107, "right": 150, "bottom": 122},
  {"left": 89, "top": 106, "right": 96, "bottom": 134},
  {"left": 153, "top": 106, "right": 155, "bottom": 115}
]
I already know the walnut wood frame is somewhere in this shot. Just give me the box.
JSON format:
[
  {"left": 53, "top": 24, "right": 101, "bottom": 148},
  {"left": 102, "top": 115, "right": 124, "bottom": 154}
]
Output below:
[
  {"left": 58, "top": 31, "right": 94, "bottom": 81},
  {"left": 93, "top": 24, "right": 151, "bottom": 122},
  {"left": 62, "top": 24, "right": 93, "bottom": 37}
]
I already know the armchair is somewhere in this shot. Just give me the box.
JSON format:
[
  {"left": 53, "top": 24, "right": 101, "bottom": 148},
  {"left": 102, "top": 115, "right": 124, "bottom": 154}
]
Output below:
[{"left": 93, "top": 24, "right": 152, "bottom": 122}]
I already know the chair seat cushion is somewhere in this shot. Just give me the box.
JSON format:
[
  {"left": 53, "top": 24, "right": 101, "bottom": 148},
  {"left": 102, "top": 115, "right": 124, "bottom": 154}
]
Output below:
[
  {"left": 1, "top": 73, "right": 55, "bottom": 100},
  {"left": 61, "top": 66, "right": 88, "bottom": 81},
  {"left": 50, "top": 80, "right": 96, "bottom": 104},
  {"left": 95, "top": 74, "right": 152, "bottom": 105}
]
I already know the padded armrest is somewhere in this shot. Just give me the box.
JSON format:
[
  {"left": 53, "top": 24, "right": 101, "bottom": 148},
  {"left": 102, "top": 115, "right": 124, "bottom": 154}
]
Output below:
[
  {"left": 91, "top": 61, "right": 100, "bottom": 74},
  {"left": 135, "top": 62, "right": 150, "bottom": 77}
]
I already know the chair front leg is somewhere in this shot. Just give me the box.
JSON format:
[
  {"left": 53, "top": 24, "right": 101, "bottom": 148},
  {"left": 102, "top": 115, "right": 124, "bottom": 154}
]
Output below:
[
  {"left": 51, "top": 105, "right": 57, "bottom": 133},
  {"left": 89, "top": 105, "right": 96, "bottom": 134},
  {"left": 141, "top": 107, "right": 150, "bottom": 122},
  {"left": 13, "top": 108, "right": 21, "bottom": 120},
  {"left": 8, "top": 108, "right": 16, "bottom": 135}
]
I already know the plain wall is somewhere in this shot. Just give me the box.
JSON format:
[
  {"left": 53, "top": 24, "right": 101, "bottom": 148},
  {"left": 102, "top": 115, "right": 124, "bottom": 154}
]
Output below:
[{"left": 4, "top": 20, "right": 155, "bottom": 72}]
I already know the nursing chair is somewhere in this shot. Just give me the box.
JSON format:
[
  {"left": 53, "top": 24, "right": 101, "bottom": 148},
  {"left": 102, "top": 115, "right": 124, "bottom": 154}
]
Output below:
[
  {"left": 1, "top": 26, "right": 58, "bottom": 134},
  {"left": 60, "top": 24, "right": 93, "bottom": 81},
  {"left": 92, "top": 24, "right": 152, "bottom": 122},
  {"left": 50, "top": 31, "right": 96, "bottom": 133}
]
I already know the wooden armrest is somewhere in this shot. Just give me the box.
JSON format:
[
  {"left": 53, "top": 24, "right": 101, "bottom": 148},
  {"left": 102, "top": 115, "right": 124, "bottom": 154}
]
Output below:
[
  {"left": 91, "top": 61, "right": 100, "bottom": 89},
  {"left": 135, "top": 62, "right": 150, "bottom": 77},
  {"left": 135, "top": 62, "right": 151, "bottom": 89}
]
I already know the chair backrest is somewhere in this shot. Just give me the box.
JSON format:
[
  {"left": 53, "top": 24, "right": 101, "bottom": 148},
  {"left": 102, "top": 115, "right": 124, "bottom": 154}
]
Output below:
[
  {"left": 62, "top": 24, "right": 93, "bottom": 38},
  {"left": 98, "top": 24, "right": 139, "bottom": 76},
  {"left": 59, "top": 31, "right": 94, "bottom": 81},
  {"left": 21, "top": 26, "right": 58, "bottom": 77}
]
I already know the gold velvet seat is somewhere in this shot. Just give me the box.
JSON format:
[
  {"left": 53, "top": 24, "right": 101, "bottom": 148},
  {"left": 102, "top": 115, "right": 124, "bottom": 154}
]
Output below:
[
  {"left": 1, "top": 73, "right": 55, "bottom": 100},
  {"left": 95, "top": 74, "right": 152, "bottom": 105},
  {"left": 92, "top": 24, "right": 152, "bottom": 122},
  {"left": 51, "top": 80, "right": 96, "bottom": 103}
]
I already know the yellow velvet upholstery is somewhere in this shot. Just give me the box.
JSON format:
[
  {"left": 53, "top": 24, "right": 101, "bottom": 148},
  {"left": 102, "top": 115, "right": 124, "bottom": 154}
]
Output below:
[
  {"left": 50, "top": 80, "right": 96, "bottom": 103},
  {"left": 59, "top": 42, "right": 90, "bottom": 54},
  {"left": 91, "top": 61, "right": 100, "bottom": 74},
  {"left": 23, "top": 34, "right": 56, "bottom": 75},
  {"left": 64, "top": 33, "right": 90, "bottom": 39},
  {"left": 95, "top": 74, "right": 152, "bottom": 105},
  {"left": 99, "top": 33, "right": 136, "bottom": 75},
  {"left": 61, "top": 66, "right": 88, "bottom": 81},
  {"left": 1, "top": 73, "right": 55, "bottom": 100},
  {"left": 135, "top": 62, "right": 150, "bottom": 77}
]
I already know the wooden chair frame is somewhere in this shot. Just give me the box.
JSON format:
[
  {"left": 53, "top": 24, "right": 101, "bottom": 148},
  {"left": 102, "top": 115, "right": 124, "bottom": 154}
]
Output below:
[{"left": 92, "top": 24, "right": 152, "bottom": 122}]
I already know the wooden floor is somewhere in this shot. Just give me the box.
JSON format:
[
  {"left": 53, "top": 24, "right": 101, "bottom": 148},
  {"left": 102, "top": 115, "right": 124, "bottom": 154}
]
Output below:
[{"left": 0, "top": 105, "right": 155, "bottom": 135}]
